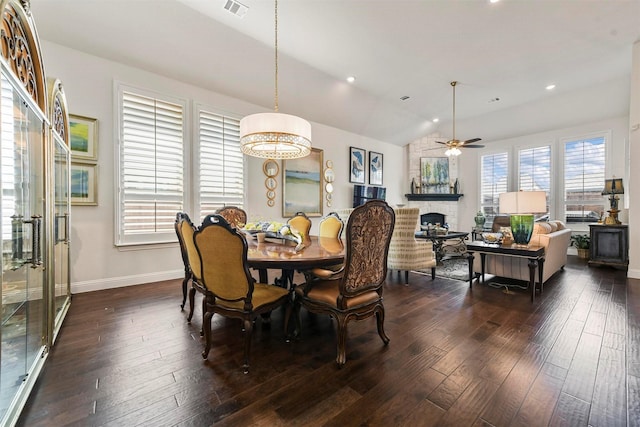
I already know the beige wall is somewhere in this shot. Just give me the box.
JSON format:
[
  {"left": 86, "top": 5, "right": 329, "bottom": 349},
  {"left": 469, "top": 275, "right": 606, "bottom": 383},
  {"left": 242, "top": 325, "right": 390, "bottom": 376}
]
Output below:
[{"left": 628, "top": 40, "right": 640, "bottom": 279}]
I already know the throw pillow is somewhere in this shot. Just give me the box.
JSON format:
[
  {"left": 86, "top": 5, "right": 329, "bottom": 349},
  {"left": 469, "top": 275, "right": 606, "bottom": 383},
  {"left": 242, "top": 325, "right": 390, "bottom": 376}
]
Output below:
[
  {"left": 534, "top": 222, "right": 552, "bottom": 235},
  {"left": 548, "top": 222, "right": 558, "bottom": 232}
]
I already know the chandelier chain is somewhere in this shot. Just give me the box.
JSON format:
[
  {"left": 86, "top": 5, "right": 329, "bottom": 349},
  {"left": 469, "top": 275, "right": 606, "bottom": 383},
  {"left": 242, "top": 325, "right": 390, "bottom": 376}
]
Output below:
[{"left": 274, "top": 0, "right": 279, "bottom": 112}]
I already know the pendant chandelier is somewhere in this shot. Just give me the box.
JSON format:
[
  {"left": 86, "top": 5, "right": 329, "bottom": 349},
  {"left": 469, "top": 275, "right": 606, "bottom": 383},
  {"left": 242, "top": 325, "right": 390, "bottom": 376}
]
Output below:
[{"left": 240, "top": 0, "right": 311, "bottom": 159}]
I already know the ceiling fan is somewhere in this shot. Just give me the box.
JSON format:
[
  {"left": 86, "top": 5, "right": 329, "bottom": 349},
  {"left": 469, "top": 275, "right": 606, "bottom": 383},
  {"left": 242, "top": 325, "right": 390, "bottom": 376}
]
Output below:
[{"left": 436, "top": 81, "right": 484, "bottom": 156}]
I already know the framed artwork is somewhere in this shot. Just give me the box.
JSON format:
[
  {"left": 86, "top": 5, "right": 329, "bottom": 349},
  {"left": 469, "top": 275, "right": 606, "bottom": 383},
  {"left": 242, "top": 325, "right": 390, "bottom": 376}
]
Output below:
[
  {"left": 349, "top": 146, "right": 365, "bottom": 183},
  {"left": 71, "top": 162, "right": 98, "bottom": 206},
  {"left": 369, "top": 151, "right": 383, "bottom": 185},
  {"left": 69, "top": 114, "right": 98, "bottom": 162},
  {"left": 420, "top": 157, "right": 450, "bottom": 194},
  {"left": 282, "top": 148, "right": 323, "bottom": 217}
]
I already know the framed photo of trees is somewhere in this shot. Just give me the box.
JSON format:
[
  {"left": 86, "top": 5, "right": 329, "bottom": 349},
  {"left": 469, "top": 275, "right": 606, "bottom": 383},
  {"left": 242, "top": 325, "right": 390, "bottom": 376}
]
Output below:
[{"left": 420, "top": 157, "right": 449, "bottom": 194}]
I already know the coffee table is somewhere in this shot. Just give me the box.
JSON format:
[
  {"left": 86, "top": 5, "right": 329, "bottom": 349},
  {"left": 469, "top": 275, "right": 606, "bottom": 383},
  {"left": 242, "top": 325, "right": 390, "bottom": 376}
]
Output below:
[
  {"left": 415, "top": 231, "right": 469, "bottom": 264},
  {"left": 465, "top": 241, "right": 545, "bottom": 302}
]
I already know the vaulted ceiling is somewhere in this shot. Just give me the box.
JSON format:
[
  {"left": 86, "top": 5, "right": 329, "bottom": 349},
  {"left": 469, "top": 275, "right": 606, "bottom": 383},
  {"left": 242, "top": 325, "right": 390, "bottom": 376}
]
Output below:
[{"left": 30, "top": 0, "right": 640, "bottom": 146}]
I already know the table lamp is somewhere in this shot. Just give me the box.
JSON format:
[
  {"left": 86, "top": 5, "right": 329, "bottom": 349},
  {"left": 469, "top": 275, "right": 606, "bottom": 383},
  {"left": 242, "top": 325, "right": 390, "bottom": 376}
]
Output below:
[
  {"left": 499, "top": 191, "right": 547, "bottom": 246},
  {"left": 602, "top": 178, "right": 623, "bottom": 224}
]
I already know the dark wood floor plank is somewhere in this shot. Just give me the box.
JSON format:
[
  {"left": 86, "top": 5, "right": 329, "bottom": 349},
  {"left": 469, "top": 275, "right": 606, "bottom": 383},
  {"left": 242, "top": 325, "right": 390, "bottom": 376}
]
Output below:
[{"left": 15, "top": 257, "right": 639, "bottom": 426}]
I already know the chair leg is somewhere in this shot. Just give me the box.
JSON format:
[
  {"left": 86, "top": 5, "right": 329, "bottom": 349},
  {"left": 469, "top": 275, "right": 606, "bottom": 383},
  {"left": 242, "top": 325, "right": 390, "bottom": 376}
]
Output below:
[
  {"left": 242, "top": 318, "right": 253, "bottom": 374},
  {"left": 200, "top": 297, "right": 206, "bottom": 336},
  {"left": 375, "top": 306, "right": 390, "bottom": 345},
  {"left": 187, "top": 287, "right": 196, "bottom": 323},
  {"left": 181, "top": 273, "right": 188, "bottom": 310},
  {"left": 201, "top": 309, "right": 214, "bottom": 359},
  {"left": 335, "top": 314, "right": 348, "bottom": 367},
  {"left": 404, "top": 270, "right": 409, "bottom": 284},
  {"left": 431, "top": 267, "right": 436, "bottom": 280}
]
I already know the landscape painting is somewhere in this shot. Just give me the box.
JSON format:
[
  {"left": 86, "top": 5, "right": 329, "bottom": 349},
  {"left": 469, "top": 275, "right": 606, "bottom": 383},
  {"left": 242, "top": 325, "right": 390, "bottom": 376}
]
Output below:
[
  {"left": 420, "top": 157, "right": 450, "bottom": 194},
  {"left": 283, "top": 148, "right": 323, "bottom": 217}
]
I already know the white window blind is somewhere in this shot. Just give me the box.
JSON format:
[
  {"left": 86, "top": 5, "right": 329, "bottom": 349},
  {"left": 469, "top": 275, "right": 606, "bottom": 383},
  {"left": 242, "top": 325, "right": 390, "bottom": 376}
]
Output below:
[
  {"left": 563, "top": 136, "right": 605, "bottom": 224},
  {"left": 480, "top": 152, "right": 508, "bottom": 218},
  {"left": 198, "top": 109, "right": 243, "bottom": 221},
  {"left": 519, "top": 145, "right": 551, "bottom": 214},
  {"left": 118, "top": 89, "right": 185, "bottom": 244}
]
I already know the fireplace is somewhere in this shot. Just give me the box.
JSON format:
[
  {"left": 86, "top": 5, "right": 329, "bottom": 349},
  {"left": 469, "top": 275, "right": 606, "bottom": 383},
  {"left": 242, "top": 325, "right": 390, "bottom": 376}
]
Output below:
[{"left": 420, "top": 212, "right": 446, "bottom": 226}]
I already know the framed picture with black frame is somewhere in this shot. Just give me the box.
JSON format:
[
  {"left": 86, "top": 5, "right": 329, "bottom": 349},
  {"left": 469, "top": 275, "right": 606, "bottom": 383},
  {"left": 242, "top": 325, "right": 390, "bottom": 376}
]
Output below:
[
  {"left": 349, "top": 146, "right": 366, "bottom": 184},
  {"left": 369, "top": 151, "right": 383, "bottom": 185}
]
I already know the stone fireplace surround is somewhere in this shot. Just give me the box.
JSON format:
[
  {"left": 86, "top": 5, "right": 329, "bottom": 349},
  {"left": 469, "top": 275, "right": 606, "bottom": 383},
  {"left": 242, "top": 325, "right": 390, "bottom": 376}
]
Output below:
[{"left": 405, "top": 135, "right": 462, "bottom": 231}]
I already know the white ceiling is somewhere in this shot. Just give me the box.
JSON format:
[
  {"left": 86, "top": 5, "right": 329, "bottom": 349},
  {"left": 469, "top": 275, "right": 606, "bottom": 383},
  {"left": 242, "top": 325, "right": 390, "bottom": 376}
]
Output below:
[{"left": 30, "top": 0, "right": 640, "bottom": 146}]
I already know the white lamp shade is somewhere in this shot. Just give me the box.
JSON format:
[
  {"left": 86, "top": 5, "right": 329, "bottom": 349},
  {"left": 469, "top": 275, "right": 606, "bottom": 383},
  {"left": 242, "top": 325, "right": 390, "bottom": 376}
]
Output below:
[
  {"left": 240, "top": 112, "right": 312, "bottom": 159},
  {"left": 499, "top": 191, "right": 547, "bottom": 214}
]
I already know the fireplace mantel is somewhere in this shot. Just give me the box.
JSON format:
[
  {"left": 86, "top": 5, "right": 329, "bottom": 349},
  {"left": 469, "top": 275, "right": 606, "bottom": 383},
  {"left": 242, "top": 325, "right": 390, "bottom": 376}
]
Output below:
[{"left": 405, "top": 193, "right": 463, "bottom": 201}]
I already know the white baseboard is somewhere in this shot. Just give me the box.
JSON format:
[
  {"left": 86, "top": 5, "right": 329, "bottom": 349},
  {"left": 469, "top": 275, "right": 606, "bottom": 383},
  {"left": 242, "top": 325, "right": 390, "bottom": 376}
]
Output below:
[
  {"left": 627, "top": 268, "right": 640, "bottom": 279},
  {"left": 71, "top": 270, "right": 183, "bottom": 294}
]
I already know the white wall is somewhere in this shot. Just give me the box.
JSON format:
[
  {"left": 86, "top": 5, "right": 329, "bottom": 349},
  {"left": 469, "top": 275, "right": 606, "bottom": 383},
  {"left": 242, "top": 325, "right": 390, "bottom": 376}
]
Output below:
[
  {"left": 40, "top": 41, "right": 403, "bottom": 293},
  {"left": 628, "top": 41, "right": 640, "bottom": 279}
]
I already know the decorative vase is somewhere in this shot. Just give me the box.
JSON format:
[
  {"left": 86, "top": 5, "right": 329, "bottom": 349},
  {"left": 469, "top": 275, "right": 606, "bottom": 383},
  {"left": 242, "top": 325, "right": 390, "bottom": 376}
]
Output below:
[
  {"left": 474, "top": 211, "right": 486, "bottom": 229},
  {"left": 510, "top": 214, "right": 534, "bottom": 245}
]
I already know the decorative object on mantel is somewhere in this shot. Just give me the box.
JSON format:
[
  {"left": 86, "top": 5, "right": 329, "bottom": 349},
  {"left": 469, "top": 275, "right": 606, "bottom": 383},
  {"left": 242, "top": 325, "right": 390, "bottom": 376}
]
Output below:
[
  {"left": 263, "top": 159, "right": 279, "bottom": 207},
  {"left": 602, "top": 178, "right": 623, "bottom": 224},
  {"left": 411, "top": 177, "right": 420, "bottom": 194},
  {"left": 239, "top": 0, "right": 311, "bottom": 160}
]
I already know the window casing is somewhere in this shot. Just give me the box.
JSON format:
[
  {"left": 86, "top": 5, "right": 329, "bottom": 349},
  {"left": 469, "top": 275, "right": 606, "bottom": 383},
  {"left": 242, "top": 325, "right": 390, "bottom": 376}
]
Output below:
[{"left": 116, "top": 85, "right": 187, "bottom": 245}]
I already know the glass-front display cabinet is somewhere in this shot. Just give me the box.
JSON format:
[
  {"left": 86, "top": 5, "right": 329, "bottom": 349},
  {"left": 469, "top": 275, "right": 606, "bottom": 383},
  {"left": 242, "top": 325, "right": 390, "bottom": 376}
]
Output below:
[{"left": 0, "top": 1, "right": 72, "bottom": 425}]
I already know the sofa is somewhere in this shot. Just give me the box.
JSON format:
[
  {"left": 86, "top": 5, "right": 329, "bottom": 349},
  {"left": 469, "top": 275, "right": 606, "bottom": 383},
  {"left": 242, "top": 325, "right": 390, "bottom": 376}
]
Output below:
[{"left": 473, "top": 219, "right": 571, "bottom": 284}]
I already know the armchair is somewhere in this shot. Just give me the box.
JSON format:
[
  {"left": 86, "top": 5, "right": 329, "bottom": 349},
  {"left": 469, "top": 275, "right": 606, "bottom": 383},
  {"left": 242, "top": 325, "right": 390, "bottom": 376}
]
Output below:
[{"left": 387, "top": 207, "right": 437, "bottom": 284}]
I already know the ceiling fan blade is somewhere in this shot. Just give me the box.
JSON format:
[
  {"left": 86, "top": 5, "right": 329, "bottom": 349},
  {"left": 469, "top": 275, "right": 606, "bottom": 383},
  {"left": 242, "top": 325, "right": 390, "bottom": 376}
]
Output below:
[
  {"left": 435, "top": 141, "right": 449, "bottom": 145},
  {"left": 462, "top": 138, "right": 482, "bottom": 144},
  {"left": 464, "top": 144, "right": 485, "bottom": 148}
]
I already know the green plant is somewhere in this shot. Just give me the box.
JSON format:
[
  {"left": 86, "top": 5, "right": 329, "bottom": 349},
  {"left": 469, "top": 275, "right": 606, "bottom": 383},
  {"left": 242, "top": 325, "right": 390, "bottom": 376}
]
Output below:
[{"left": 570, "top": 234, "right": 590, "bottom": 249}]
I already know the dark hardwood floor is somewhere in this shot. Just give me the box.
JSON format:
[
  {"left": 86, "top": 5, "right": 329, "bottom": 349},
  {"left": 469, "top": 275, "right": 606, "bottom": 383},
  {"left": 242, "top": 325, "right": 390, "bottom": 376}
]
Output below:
[{"left": 17, "top": 256, "right": 639, "bottom": 426}]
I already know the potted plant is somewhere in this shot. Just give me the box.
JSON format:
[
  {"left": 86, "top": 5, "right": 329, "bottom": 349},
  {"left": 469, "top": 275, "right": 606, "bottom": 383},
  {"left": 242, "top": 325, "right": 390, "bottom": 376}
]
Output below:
[{"left": 570, "top": 234, "right": 590, "bottom": 259}]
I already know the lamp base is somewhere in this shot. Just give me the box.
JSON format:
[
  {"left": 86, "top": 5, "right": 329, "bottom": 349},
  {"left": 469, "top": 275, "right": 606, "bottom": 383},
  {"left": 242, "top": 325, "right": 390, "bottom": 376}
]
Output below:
[
  {"left": 510, "top": 214, "right": 534, "bottom": 246},
  {"left": 604, "top": 208, "right": 621, "bottom": 225}
]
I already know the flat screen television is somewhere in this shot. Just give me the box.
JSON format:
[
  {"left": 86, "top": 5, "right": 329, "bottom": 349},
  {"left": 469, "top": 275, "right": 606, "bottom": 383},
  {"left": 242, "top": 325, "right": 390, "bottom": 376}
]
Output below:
[{"left": 353, "top": 184, "right": 386, "bottom": 207}]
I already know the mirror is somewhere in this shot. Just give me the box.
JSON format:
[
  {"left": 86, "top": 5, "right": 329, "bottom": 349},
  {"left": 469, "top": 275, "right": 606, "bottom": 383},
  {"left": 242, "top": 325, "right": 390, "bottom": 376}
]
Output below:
[
  {"left": 324, "top": 160, "right": 334, "bottom": 207},
  {"left": 263, "top": 159, "right": 279, "bottom": 207}
]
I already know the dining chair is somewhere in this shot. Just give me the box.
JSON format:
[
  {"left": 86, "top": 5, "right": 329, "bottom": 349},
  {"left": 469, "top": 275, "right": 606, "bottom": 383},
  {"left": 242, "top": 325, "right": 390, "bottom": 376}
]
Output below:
[
  {"left": 305, "top": 212, "right": 345, "bottom": 281},
  {"left": 215, "top": 206, "right": 247, "bottom": 229},
  {"left": 387, "top": 207, "right": 436, "bottom": 284},
  {"left": 193, "top": 214, "right": 290, "bottom": 373},
  {"left": 175, "top": 214, "right": 204, "bottom": 325},
  {"left": 174, "top": 212, "right": 197, "bottom": 311},
  {"left": 287, "top": 211, "right": 312, "bottom": 243},
  {"left": 291, "top": 200, "right": 395, "bottom": 367}
]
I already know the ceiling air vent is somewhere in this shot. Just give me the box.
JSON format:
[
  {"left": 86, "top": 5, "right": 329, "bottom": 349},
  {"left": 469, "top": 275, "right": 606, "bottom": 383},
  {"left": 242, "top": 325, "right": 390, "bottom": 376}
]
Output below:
[{"left": 223, "top": 0, "right": 248, "bottom": 18}]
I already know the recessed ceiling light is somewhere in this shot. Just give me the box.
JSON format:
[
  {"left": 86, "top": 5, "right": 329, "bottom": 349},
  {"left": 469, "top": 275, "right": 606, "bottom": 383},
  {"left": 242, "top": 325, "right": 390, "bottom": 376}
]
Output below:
[
  {"left": 489, "top": 0, "right": 500, "bottom": 3},
  {"left": 346, "top": 76, "right": 356, "bottom": 83},
  {"left": 432, "top": 118, "right": 439, "bottom": 123},
  {"left": 546, "top": 84, "right": 556, "bottom": 90},
  {"left": 223, "top": 0, "right": 248, "bottom": 17}
]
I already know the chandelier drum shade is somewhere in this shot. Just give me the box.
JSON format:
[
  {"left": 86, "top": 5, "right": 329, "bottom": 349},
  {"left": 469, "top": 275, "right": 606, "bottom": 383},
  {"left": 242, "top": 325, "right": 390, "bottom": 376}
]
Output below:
[
  {"left": 240, "top": 112, "right": 311, "bottom": 159},
  {"left": 499, "top": 191, "right": 547, "bottom": 246},
  {"left": 239, "top": 0, "right": 311, "bottom": 159}
]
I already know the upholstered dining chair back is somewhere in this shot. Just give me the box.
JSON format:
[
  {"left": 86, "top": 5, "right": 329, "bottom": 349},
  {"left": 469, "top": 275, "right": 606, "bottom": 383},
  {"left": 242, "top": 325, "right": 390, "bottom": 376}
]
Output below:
[
  {"left": 318, "top": 212, "right": 344, "bottom": 239},
  {"left": 333, "top": 208, "right": 354, "bottom": 238},
  {"left": 192, "top": 214, "right": 289, "bottom": 373},
  {"left": 288, "top": 212, "right": 312, "bottom": 241},
  {"left": 214, "top": 206, "right": 247, "bottom": 229},
  {"left": 341, "top": 200, "right": 395, "bottom": 297},
  {"left": 195, "top": 214, "right": 253, "bottom": 302},
  {"left": 387, "top": 207, "right": 437, "bottom": 284},
  {"left": 176, "top": 213, "right": 201, "bottom": 282}
]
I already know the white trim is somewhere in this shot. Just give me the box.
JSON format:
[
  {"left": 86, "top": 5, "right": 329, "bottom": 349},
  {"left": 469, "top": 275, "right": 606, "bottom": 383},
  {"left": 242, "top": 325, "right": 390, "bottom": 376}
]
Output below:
[
  {"left": 628, "top": 268, "right": 640, "bottom": 280},
  {"left": 71, "top": 270, "right": 183, "bottom": 294}
]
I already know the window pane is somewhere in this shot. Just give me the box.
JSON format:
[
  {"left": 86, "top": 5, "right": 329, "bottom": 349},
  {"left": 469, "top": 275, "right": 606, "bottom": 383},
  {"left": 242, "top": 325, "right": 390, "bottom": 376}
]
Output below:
[
  {"left": 119, "top": 90, "right": 185, "bottom": 243},
  {"left": 198, "top": 109, "right": 243, "bottom": 221},
  {"left": 563, "top": 137, "right": 605, "bottom": 223},
  {"left": 480, "top": 152, "right": 508, "bottom": 219},
  {"left": 519, "top": 145, "right": 551, "bottom": 215}
]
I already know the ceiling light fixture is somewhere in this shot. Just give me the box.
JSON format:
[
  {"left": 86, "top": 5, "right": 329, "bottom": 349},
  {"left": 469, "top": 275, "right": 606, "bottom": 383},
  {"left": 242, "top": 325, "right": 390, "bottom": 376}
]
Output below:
[
  {"left": 432, "top": 118, "right": 439, "bottom": 123},
  {"left": 346, "top": 76, "right": 356, "bottom": 83},
  {"left": 546, "top": 84, "right": 556, "bottom": 90},
  {"left": 239, "top": 0, "right": 311, "bottom": 159}
]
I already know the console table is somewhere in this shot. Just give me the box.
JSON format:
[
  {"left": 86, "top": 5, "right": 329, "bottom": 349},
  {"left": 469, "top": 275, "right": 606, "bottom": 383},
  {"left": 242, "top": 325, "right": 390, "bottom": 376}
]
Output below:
[{"left": 466, "top": 241, "right": 545, "bottom": 302}]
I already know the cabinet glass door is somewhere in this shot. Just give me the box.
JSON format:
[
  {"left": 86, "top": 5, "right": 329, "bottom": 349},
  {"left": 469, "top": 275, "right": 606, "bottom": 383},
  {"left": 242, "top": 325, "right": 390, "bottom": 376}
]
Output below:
[
  {"left": 0, "top": 72, "right": 45, "bottom": 421},
  {"left": 52, "top": 134, "right": 70, "bottom": 338}
]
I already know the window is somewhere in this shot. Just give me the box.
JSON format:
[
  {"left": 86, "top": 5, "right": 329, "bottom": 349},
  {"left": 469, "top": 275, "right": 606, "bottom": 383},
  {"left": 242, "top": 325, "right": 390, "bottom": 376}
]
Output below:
[
  {"left": 518, "top": 145, "right": 551, "bottom": 215},
  {"left": 116, "top": 87, "right": 186, "bottom": 245},
  {"left": 197, "top": 108, "right": 243, "bottom": 221},
  {"left": 480, "top": 152, "right": 508, "bottom": 221},
  {"left": 563, "top": 136, "right": 605, "bottom": 225}
]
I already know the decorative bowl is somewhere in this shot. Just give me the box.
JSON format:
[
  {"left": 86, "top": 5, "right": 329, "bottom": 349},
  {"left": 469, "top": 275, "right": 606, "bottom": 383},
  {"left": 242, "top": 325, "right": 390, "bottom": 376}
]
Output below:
[{"left": 482, "top": 232, "right": 502, "bottom": 244}]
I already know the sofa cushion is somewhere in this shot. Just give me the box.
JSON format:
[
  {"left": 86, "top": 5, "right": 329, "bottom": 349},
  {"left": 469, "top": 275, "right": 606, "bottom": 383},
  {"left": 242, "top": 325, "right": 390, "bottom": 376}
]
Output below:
[
  {"left": 550, "top": 220, "right": 566, "bottom": 230},
  {"left": 534, "top": 222, "right": 552, "bottom": 235},
  {"left": 547, "top": 221, "right": 558, "bottom": 232}
]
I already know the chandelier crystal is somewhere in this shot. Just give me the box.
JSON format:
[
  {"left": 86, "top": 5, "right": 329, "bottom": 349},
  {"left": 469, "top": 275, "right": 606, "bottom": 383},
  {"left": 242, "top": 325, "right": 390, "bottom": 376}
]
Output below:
[{"left": 240, "top": 0, "right": 311, "bottom": 159}]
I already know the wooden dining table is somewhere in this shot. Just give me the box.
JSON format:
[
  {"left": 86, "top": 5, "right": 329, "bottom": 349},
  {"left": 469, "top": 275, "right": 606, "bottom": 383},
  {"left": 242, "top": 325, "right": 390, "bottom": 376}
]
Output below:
[{"left": 246, "top": 235, "right": 345, "bottom": 289}]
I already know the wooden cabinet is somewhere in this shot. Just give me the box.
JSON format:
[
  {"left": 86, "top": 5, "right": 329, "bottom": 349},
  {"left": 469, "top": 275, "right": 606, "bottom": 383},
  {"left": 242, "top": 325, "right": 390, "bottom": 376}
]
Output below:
[{"left": 588, "top": 224, "right": 628, "bottom": 269}]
